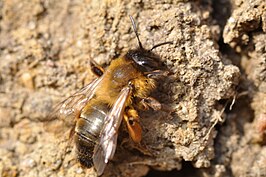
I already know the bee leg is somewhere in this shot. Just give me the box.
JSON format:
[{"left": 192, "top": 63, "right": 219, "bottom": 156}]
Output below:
[
  {"left": 132, "top": 143, "right": 154, "bottom": 156},
  {"left": 90, "top": 59, "right": 104, "bottom": 77},
  {"left": 124, "top": 108, "right": 142, "bottom": 143},
  {"left": 144, "top": 70, "right": 169, "bottom": 79},
  {"left": 138, "top": 97, "right": 174, "bottom": 113},
  {"left": 123, "top": 108, "right": 156, "bottom": 157},
  {"left": 139, "top": 97, "right": 162, "bottom": 111}
]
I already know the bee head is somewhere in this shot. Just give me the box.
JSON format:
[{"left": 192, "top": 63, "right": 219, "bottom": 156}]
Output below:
[
  {"left": 128, "top": 16, "right": 172, "bottom": 72},
  {"left": 125, "top": 48, "right": 161, "bottom": 72}
]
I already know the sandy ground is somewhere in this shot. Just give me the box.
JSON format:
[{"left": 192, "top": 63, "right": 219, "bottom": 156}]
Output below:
[{"left": 0, "top": 0, "right": 265, "bottom": 177}]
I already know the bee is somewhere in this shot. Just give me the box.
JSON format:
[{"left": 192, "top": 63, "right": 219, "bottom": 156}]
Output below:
[{"left": 46, "top": 16, "right": 172, "bottom": 175}]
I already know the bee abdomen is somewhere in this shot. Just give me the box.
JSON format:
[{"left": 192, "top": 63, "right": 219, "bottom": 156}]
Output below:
[
  {"left": 74, "top": 133, "right": 95, "bottom": 167},
  {"left": 74, "top": 104, "right": 108, "bottom": 168}
]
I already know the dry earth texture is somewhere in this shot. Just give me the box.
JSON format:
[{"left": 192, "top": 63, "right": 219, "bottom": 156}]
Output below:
[{"left": 0, "top": 0, "right": 265, "bottom": 177}]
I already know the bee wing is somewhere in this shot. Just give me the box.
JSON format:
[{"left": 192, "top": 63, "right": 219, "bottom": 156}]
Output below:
[
  {"left": 93, "top": 86, "right": 131, "bottom": 175},
  {"left": 44, "top": 76, "right": 104, "bottom": 138}
]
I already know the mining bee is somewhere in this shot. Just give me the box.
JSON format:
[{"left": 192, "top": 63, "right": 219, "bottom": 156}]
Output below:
[{"left": 46, "top": 16, "right": 172, "bottom": 175}]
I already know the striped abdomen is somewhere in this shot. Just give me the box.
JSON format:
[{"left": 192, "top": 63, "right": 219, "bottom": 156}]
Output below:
[{"left": 74, "top": 104, "right": 109, "bottom": 167}]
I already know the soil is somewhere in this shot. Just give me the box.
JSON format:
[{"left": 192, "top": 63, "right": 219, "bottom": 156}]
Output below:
[{"left": 0, "top": 0, "right": 265, "bottom": 177}]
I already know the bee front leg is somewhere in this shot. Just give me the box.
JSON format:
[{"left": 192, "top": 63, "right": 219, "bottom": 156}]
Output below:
[
  {"left": 144, "top": 70, "right": 169, "bottom": 79},
  {"left": 124, "top": 108, "right": 142, "bottom": 143},
  {"left": 90, "top": 59, "right": 105, "bottom": 77},
  {"left": 137, "top": 97, "right": 174, "bottom": 113},
  {"left": 138, "top": 97, "right": 162, "bottom": 111}
]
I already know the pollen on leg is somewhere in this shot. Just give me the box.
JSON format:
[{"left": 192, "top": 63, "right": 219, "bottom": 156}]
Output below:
[{"left": 123, "top": 109, "right": 142, "bottom": 143}]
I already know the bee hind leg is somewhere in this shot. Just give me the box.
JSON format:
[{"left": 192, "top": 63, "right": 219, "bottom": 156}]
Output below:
[
  {"left": 123, "top": 108, "right": 154, "bottom": 156},
  {"left": 124, "top": 108, "right": 142, "bottom": 143}
]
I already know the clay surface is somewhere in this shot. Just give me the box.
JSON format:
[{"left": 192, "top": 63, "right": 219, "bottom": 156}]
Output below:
[{"left": 0, "top": 0, "right": 265, "bottom": 177}]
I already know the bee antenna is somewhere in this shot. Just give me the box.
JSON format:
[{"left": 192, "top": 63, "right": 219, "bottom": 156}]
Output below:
[
  {"left": 149, "top": 41, "right": 173, "bottom": 51},
  {"left": 129, "top": 15, "right": 143, "bottom": 49}
]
